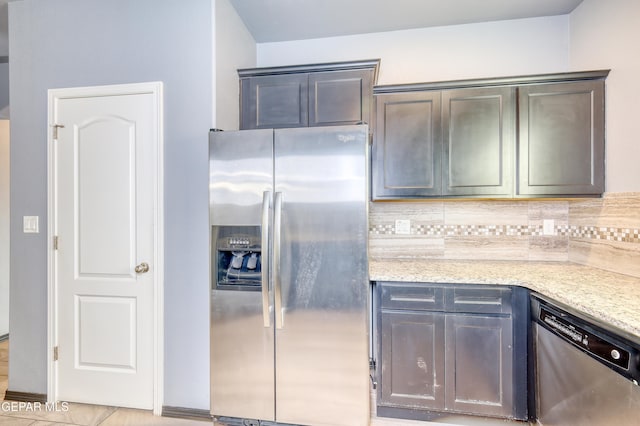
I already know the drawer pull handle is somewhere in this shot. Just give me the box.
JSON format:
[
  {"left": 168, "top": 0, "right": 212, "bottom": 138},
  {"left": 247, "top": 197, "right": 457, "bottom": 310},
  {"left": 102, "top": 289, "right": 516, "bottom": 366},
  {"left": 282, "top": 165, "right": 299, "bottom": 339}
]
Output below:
[
  {"left": 390, "top": 295, "right": 436, "bottom": 303},
  {"left": 454, "top": 297, "right": 501, "bottom": 305}
]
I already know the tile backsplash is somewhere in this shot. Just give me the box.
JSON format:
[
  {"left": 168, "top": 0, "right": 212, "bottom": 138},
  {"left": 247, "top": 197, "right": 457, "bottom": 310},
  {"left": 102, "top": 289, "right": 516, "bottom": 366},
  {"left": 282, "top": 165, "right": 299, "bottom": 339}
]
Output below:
[
  {"left": 369, "top": 192, "right": 640, "bottom": 278},
  {"left": 569, "top": 192, "right": 640, "bottom": 278}
]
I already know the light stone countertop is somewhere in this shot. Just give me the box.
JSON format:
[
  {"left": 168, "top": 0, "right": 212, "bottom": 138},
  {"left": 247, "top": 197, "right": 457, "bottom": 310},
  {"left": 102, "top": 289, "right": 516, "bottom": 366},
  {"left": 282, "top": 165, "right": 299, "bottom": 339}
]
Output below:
[{"left": 370, "top": 259, "right": 640, "bottom": 339}]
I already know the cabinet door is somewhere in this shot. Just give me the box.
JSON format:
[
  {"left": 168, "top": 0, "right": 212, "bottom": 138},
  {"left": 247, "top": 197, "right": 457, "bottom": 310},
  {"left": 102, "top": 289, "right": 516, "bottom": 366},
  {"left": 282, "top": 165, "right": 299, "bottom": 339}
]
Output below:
[
  {"left": 518, "top": 81, "right": 605, "bottom": 195},
  {"left": 372, "top": 92, "right": 442, "bottom": 199},
  {"left": 379, "top": 311, "right": 445, "bottom": 410},
  {"left": 442, "top": 87, "right": 514, "bottom": 196},
  {"left": 445, "top": 314, "right": 513, "bottom": 417},
  {"left": 242, "top": 74, "right": 309, "bottom": 129},
  {"left": 309, "top": 69, "right": 372, "bottom": 127}
]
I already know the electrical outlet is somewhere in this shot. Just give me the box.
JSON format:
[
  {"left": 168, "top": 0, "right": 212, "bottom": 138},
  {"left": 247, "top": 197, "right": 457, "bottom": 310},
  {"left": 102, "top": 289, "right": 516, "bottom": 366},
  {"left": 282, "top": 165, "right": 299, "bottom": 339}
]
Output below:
[
  {"left": 543, "top": 219, "right": 555, "bottom": 236},
  {"left": 395, "top": 219, "right": 411, "bottom": 235}
]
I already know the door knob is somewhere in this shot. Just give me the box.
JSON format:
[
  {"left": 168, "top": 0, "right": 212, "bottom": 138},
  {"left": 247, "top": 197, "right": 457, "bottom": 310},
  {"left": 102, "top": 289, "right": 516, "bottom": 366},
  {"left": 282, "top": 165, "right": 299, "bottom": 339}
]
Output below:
[{"left": 135, "top": 262, "right": 150, "bottom": 274}]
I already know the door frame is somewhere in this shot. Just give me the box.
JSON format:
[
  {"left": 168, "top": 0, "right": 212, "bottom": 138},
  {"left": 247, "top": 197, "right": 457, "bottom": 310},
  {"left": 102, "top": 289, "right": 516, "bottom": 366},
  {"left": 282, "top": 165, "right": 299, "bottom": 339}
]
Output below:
[{"left": 46, "top": 82, "right": 164, "bottom": 414}]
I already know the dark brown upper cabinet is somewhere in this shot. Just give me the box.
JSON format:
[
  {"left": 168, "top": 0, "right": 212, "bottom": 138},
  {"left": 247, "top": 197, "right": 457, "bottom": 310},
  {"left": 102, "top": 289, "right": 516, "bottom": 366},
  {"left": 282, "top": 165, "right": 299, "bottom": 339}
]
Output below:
[
  {"left": 239, "top": 59, "right": 380, "bottom": 130},
  {"left": 372, "top": 70, "right": 609, "bottom": 200}
]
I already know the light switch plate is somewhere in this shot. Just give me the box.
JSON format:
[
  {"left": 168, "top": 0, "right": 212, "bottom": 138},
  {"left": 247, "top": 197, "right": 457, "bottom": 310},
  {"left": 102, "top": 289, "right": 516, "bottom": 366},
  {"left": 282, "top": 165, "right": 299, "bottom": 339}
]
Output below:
[
  {"left": 395, "top": 219, "right": 411, "bottom": 235},
  {"left": 23, "top": 216, "right": 39, "bottom": 233},
  {"left": 543, "top": 219, "right": 555, "bottom": 236}
]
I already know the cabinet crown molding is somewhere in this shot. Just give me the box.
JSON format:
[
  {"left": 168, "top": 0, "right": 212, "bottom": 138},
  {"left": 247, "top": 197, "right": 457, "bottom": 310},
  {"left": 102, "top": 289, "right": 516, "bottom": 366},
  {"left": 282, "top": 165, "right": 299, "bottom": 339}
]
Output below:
[
  {"left": 374, "top": 69, "right": 610, "bottom": 94},
  {"left": 239, "top": 58, "right": 381, "bottom": 83}
]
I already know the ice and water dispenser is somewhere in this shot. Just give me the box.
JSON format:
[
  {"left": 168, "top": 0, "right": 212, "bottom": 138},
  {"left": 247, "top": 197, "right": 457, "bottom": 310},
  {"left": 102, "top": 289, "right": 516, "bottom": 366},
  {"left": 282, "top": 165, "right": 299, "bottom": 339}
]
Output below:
[{"left": 212, "top": 226, "right": 262, "bottom": 290}]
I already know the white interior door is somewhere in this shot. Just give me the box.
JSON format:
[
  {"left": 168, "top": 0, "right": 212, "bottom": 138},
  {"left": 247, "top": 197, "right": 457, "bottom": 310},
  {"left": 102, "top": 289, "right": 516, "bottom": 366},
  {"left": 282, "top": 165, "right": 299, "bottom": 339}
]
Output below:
[{"left": 50, "top": 83, "right": 162, "bottom": 409}]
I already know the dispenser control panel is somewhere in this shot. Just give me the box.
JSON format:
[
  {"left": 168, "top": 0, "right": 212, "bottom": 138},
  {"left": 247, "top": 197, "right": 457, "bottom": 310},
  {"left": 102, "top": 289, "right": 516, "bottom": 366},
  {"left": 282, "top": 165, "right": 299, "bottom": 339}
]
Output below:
[
  {"left": 212, "top": 225, "right": 262, "bottom": 291},
  {"left": 228, "top": 237, "right": 252, "bottom": 247}
]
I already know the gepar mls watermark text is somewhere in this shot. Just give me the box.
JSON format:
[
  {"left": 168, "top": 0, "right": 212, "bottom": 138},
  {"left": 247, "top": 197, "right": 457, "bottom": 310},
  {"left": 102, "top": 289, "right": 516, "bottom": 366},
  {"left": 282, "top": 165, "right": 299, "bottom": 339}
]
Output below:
[{"left": 1, "top": 401, "right": 70, "bottom": 412}]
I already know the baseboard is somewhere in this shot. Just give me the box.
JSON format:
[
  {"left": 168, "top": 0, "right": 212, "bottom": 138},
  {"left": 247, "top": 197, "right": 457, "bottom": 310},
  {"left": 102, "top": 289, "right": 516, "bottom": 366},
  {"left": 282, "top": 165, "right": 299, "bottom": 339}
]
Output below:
[
  {"left": 3, "top": 390, "right": 47, "bottom": 403},
  {"left": 162, "top": 405, "right": 211, "bottom": 421},
  {"left": 0, "top": 333, "right": 8, "bottom": 342}
]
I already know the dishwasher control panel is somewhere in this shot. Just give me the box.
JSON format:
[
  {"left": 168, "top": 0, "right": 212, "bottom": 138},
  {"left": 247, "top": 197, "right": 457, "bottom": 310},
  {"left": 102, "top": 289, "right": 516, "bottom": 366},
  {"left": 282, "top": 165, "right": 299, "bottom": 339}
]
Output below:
[{"left": 540, "top": 307, "right": 630, "bottom": 370}]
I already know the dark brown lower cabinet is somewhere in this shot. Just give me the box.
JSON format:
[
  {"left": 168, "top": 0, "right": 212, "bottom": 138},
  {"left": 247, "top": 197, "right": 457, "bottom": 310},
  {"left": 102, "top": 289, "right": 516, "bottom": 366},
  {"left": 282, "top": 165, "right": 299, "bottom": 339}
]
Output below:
[
  {"left": 444, "top": 314, "right": 513, "bottom": 417},
  {"left": 380, "top": 311, "right": 445, "bottom": 411},
  {"left": 376, "top": 282, "right": 528, "bottom": 421}
]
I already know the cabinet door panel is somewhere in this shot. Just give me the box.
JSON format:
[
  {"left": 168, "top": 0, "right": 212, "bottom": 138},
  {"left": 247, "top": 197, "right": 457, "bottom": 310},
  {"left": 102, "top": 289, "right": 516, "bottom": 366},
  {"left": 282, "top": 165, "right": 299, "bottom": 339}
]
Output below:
[
  {"left": 246, "top": 74, "right": 308, "bottom": 129},
  {"left": 442, "top": 87, "right": 514, "bottom": 196},
  {"left": 373, "top": 92, "right": 442, "bottom": 198},
  {"left": 380, "top": 311, "right": 445, "bottom": 410},
  {"left": 518, "top": 81, "right": 604, "bottom": 195},
  {"left": 309, "top": 69, "right": 372, "bottom": 126},
  {"left": 445, "top": 315, "right": 513, "bottom": 417}
]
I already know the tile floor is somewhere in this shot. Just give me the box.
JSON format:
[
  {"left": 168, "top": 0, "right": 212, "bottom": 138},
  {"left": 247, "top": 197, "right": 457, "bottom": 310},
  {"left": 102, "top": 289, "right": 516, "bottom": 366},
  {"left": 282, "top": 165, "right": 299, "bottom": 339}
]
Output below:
[
  {"left": 0, "top": 340, "right": 526, "bottom": 425},
  {"left": 0, "top": 340, "right": 208, "bottom": 425}
]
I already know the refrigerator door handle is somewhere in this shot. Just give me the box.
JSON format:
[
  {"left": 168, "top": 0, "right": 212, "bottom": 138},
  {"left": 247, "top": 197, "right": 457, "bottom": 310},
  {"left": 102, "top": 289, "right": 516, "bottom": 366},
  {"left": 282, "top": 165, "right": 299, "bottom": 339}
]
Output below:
[
  {"left": 274, "top": 191, "right": 284, "bottom": 329},
  {"left": 261, "top": 191, "right": 271, "bottom": 328}
]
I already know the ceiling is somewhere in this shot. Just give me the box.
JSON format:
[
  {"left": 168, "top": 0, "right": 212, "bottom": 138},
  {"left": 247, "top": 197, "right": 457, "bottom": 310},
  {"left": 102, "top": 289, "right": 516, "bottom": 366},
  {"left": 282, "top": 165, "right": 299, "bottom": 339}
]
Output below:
[
  {"left": 0, "top": 0, "right": 586, "bottom": 56},
  {"left": 228, "top": 0, "right": 584, "bottom": 43}
]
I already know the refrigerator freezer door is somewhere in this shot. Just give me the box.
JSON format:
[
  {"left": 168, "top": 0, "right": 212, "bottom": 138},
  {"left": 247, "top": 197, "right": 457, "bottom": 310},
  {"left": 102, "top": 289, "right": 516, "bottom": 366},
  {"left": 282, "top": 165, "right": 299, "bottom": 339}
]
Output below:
[
  {"left": 209, "top": 129, "right": 276, "bottom": 421},
  {"left": 273, "top": 125, "right": 370, "bottom": 426},
  {"left": 209, "top": 129, "right": 274, "bottom": 226}
]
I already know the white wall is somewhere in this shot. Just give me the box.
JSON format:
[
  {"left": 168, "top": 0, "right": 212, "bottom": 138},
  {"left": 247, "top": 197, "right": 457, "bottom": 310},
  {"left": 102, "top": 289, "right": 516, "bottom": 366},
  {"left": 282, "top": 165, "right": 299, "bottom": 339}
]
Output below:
[
  {"left": 9, "top": 0, "right": 212, "bottom": 408},
  {"left": 570, "top": 0, "right": 640, "bottom": 193},
  {"left": 0, "top": 120, "right": 8, "bottom": 337},
  {"left": 257, "top": 16, "right": 569, "bottom": 84},
  {"left": 214, "top": 0, "right": 256, "bottom": 130}
]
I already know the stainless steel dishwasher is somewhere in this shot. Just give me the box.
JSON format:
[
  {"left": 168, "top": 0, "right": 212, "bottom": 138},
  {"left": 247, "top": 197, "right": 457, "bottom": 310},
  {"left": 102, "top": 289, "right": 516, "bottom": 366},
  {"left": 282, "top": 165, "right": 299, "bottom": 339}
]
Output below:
[{"left": 531, "top": 294, "right": 640, "bottom": 425}]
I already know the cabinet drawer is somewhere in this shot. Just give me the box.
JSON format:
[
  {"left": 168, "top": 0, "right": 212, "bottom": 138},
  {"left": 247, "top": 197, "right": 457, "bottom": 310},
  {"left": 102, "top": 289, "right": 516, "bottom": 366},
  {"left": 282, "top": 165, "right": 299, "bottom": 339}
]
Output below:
[
  {"left": 380, "top": 283, "right": 445, "bottom": 311},
  {"left": 445, "top": 286, "right": 512, "bottom": 314}
]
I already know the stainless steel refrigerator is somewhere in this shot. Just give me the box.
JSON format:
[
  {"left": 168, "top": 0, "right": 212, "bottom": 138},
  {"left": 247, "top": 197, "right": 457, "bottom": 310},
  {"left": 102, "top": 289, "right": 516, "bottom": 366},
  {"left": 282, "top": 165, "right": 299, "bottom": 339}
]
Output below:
[{"left": 209, "top": 125, "right": 370, "bottom": 426}]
